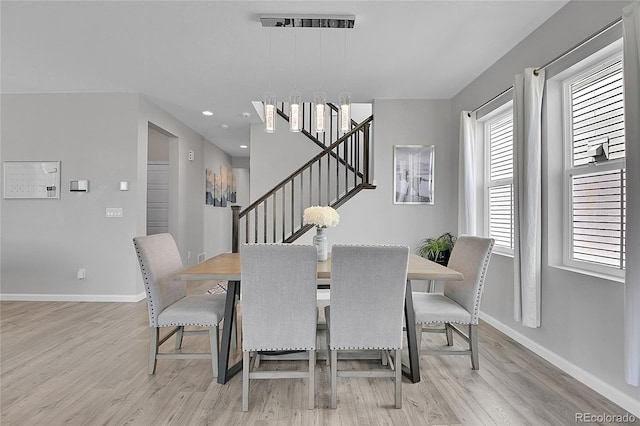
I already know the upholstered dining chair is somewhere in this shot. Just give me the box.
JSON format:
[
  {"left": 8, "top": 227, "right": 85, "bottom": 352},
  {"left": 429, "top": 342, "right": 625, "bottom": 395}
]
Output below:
[
  {"left": 412, "top": 235, "right": 494, "bottom": 370},
  {"left": 240, "top": 244, "right": 318, "bottom": 412},
  {"left": 133, "top": 233, "right": 226, "bottom": 377},
  {"left": 325, "top": 244, "right": 410, "bottom": 409}
]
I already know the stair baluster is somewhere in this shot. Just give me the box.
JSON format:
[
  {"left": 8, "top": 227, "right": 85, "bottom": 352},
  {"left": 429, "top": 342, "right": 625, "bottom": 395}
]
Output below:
[{"left": 231, "top": 105, "right": 374, "bottom": 253}]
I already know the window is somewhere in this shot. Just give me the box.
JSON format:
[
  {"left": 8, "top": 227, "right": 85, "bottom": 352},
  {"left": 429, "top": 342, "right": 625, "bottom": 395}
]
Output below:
[
  {"left": 563, "top": 54, "right": 625, "bottom": 275},
  {"left": 484, "top": 110, "right": 514, "bottom": 253}
]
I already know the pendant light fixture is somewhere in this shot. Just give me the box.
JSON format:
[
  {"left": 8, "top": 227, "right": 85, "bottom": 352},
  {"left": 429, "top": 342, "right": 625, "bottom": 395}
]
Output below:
[
  {"left": 264, "top": 27, "right": 276, "bottom": 133},
  {"left": 313, "top": 91, "right": 326, "bottom": 133},
  {"left": 259, "top": 14, "right": 356, "bottom": 134},
  {"left": 313, "top": 26, "right": 326, "bottom": 134},
  {"left": 339, "top": 26, "right": 351, "bottom": 133},
  {"left": 289, "top": 26, "right": 302, "bottom": 132},
  {"left": 263, "top": 92, "right": 276, "bottom": 133}
]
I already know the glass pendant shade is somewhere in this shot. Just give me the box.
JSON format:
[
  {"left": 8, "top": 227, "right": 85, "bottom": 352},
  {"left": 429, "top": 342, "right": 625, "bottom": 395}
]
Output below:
[
  {"left": 313, "top": 91, "right": 326, "bottom": 133},
  {"left": 263, "top": 92, "right": 276, "bottom": 133},
  {"left": 339, "top": 91, "right": 351, "bottom": 132},
  {"left": 289, "top": 91, "right": 302, "bottom": 132}
]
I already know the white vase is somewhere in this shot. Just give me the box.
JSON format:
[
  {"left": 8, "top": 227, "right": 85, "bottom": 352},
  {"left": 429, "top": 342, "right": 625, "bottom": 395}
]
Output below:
[{"left": 313, "top": 227, "right": 328, "bottom": 262}]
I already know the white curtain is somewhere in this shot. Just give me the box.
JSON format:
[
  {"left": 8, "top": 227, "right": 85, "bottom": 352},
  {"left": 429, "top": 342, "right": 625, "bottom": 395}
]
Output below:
[
  {"left": 623, "top": 1, "right": 640, "bottom": 387},
  {"left": 458, "top": 111, "right": 477, "bottom": 236},
  {"left": 513, "top": 68, "right": 545, "bottom": 328}
]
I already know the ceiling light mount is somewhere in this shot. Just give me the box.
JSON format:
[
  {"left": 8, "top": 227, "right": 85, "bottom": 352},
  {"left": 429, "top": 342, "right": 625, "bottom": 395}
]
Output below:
[{"left": 260, "top": 14, "right": 355, "bottom": 29}]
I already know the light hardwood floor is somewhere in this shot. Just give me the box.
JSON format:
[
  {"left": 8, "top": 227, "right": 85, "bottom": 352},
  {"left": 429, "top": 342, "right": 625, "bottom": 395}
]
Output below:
[{"left": 1, "top": 289, "right": 636, "bottom": 425}]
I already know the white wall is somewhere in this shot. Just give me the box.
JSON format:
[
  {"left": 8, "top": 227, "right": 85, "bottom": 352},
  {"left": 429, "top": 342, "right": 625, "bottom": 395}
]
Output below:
[
  {"left": 232, "top": 156, "right": 251, "bottom": 209},
  {"left": 250, "top": 115, "right": 322, "bottom": 201},
  {"left": 451, "top": 0, "right": 639, "bottom": 414},
  {"left": 1, "top": 93, "right": 140, "bottom": 300},
  {"left": 0, "top": 93, "right": 237, "bottom": 300}
]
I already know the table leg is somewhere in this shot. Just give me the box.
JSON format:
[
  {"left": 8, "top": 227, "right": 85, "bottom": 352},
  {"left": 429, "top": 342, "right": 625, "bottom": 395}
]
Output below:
[
  {"left": 402, "top": 279, "right": 421, "bottom": 383},
  {"left": 217, "top": 280, "right": 242, "bottom": 384}
]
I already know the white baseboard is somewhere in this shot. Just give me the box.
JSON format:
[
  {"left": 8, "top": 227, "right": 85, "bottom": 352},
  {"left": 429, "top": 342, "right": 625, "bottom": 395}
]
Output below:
[
  {"left": 480, "top": 311, "right": 640, "bottom": 418},
  {"left": 0, "top": 292, "right": 147, "bottom": 303}
]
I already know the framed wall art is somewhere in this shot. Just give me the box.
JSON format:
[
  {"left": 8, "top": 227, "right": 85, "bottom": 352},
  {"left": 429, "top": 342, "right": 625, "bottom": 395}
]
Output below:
[{"left": 393, "top": 145, "right": 434, "bottom": 205}]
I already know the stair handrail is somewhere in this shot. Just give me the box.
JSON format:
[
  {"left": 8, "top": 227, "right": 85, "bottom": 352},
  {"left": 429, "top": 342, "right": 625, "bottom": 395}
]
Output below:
[{"left": 237, "top": 115, "right": 372, "bottom": 219}]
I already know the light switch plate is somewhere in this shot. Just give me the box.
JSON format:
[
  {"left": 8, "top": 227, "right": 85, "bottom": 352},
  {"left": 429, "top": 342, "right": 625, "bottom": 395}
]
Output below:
[{"left": 106, "top": 208, "right": 123, "bottom": 217}]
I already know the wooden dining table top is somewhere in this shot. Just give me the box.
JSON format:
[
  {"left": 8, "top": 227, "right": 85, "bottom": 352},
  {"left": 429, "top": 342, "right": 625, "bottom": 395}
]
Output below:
[{"left": 177, "top": 252, "right": 463, "bottom": 282}]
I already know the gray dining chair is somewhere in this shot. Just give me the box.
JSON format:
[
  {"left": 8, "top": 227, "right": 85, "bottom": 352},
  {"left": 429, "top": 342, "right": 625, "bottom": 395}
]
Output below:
[
  {"left": 325, "top": 244, "right": 409, "bottom": 409},
  {"left": 240, "top": 244, "right": 318, "bottom": 411},
  {"left": 133, "top": 233, "right": 226, "bottom": 377},
  {"left": 412, "top": 235, "right": 494, "bottom": 370}
]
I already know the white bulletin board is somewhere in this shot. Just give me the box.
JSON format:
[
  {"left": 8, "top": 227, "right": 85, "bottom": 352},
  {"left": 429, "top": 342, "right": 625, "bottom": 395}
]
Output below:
[{"left": 3, "top": 161, "right": 61, "bottom": 199}]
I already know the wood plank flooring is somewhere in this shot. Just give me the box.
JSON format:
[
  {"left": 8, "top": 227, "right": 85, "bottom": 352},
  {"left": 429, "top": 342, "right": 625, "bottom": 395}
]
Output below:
[{"left": 1, "top": 291, "right": 636, "bottom": 425}]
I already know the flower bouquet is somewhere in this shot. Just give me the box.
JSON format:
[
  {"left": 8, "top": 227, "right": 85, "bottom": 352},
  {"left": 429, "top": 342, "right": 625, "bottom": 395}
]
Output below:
[
  {"left": 303, "top": 206, "right": 339, "bottom": 261},
  {"left": 303, "top": 206, "right": 340, "bottom": 229}
]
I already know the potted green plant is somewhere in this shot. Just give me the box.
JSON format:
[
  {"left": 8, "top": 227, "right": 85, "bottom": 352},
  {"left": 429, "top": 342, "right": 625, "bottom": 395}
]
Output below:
[{"left": 416, "top": 232, "right": 456, "bottom": 265}]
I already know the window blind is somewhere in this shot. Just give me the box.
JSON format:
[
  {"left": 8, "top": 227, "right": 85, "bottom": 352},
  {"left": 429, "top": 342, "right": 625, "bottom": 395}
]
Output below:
[
  {"left": 569, "top": 59, "right": 625, "bottom": 270},
  {"left": 571, "top": 60, "right": 625, "bottom": 166},
  {"left": 571, "top": 169, "right": 625, "bottom": 268},
  {"left": 488, "top": 114, "right": 514, "bottom": 250}
]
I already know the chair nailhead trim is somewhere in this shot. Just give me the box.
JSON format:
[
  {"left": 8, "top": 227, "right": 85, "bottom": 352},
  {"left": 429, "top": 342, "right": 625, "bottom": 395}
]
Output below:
[
  {"left": 329, "top": 346, "right": 402, "bottom": 350},
  {"left": 242, "top": 347, "right": 316, "bottom": 351},
  {"left": 160, "top": 322, "right": 220, "bottom": 327}
]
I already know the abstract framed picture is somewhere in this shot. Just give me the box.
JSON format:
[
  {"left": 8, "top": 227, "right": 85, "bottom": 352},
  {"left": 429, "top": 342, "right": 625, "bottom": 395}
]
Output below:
[
  {"left": 220, "top": 165, "right": 228, "bottom": 207},
  {"left": 205, "top": 168, "right": 215, "bottom": 205},
  {"left": 393, "top": 145, "right": 435, "bottom": 205}
]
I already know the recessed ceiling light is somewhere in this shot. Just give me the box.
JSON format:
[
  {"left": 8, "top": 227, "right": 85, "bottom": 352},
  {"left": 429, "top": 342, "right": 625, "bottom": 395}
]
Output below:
[
  {"left": 241, "top": 112, "right": 251, "bottom": 119},
  {"left": 221, "top": 124, "right": 229, "bottom": 129},
  {"left": 240, "top": 145, "right": 248, "bottom": 149},
  {"left": 202, "top": 110, "right": 213, "bottom": 116}
]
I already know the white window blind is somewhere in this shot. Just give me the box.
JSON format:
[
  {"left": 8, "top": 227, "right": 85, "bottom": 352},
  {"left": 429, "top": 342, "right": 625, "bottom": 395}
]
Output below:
[
  {"left": 487, "top": 113, "right": 514, "bottom": 251},
  {"left": 566, "top": 58, "right": 626, "bottom": 272}
]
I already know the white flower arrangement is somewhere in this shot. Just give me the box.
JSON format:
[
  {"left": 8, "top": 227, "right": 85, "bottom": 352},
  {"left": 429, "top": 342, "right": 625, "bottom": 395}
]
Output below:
[{"left": 303, "top": 206, "right": 340, "bottom": 229}]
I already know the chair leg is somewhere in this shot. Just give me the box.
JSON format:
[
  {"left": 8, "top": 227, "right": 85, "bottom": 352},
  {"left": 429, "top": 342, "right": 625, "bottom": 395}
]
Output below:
[
  {"left": 381, "top": 350, "right": 388, "bottom": 366},
  {"left": 175, "top": 326, "right": 184, "bottom": 350},
  {"left": 254, "top": 353, "right": 261, "bottom": 368},
  {"left": 325, "top": 315, "right": 331, "bottom": 366},
  {"left": 330, "top": 349, "right": 338, "bottom": 409},
  {"left": 235, "top": 303, "right": 242, "bottom": 352},
  {"left": 209, "top": 326, "right": 219, "bottom": 377},
  {"left": 149, "top": 327, "right": 159, "bottom": 375},
  {"left": 394, "top": 349, "right": 402, "bottom": 409},
  {"left": 469, "top": 324, "right": 479, "bottom": 370},
  {"left": 308, "top": 350, "right": 315, "bottom": 409},
  {"left": 242, "top": 351, "right": 250, "bottom": 411},
  {"left": 445, "top": 323, "right": 454, "bottom": 346}
]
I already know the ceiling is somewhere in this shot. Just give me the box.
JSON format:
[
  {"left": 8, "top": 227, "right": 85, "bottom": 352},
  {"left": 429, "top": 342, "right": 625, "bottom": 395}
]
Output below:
[{"left": 1, "top": 1, "right": 569, "bottom": 158}]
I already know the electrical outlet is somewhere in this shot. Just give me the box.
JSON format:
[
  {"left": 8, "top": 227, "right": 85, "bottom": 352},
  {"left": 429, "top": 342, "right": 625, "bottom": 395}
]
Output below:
[{"left": 77, "top": 268, "right": 86, "bottom": 280}]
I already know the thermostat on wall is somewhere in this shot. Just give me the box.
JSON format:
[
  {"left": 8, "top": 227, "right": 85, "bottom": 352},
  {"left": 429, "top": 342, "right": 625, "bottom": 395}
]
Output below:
[{"left": 70, "top": 180, "right": 89, "bottom": 192}]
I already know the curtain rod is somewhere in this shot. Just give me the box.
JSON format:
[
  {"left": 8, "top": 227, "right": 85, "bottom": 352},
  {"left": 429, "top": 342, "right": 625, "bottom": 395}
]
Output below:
[
  {"left": 467, "top": 86, "right": 513, "bottom": 117},
  {"left": 467, "top": 15, "right": 623, "bottom": 118}
]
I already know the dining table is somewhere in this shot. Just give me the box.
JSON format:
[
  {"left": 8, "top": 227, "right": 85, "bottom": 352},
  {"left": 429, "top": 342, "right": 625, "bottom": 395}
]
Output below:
[{"left": 177, "top": 251, "right": 463, "bottom": 385}]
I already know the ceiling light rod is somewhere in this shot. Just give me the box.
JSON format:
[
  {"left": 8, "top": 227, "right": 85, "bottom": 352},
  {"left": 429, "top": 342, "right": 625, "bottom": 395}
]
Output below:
[{"left": 260, "top": 14, "right": 355, "bottom": 29}]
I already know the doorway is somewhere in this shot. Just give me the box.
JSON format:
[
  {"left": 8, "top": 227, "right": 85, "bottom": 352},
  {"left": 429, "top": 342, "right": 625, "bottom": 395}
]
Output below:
[
  {"left": 147, "top": 161, "right": 169, "bottom": 234},
  {"left": 147, "top": 123, "right": 177, "bottom": 236}
]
